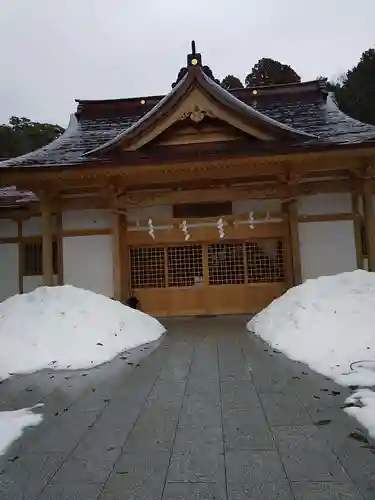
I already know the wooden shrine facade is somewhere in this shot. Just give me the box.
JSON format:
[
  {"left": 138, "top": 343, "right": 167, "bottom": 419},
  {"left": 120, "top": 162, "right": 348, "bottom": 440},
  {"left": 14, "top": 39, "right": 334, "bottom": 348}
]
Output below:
[{"left": 1, "top": 43, "right": 375, "bottom": 316}]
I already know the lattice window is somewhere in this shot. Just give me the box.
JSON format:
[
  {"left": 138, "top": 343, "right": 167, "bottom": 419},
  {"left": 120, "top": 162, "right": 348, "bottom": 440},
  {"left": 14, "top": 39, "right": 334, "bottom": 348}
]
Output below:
[
  {"left": 130, "top": 247, "right": 165, "bottom": 289},
  {"left": 246, "top": 239, "right": 284, "bottom": 283},
  {"left": 208, "top": 243, "right": 245, "bottom": 285},
  {"left": 167, "top": 245, "right": 203, "bottom": 287},
  {"left": 23, "top": 240, "right": 58, "bottom": 276}
]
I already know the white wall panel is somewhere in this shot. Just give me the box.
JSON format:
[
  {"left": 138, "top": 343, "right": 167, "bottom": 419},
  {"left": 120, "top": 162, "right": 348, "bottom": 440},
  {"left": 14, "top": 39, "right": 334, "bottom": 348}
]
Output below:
[
  {"left": 299, "top": 220, "right": 357, "bottom": 280},
  {"left": 63, "top": 235, "right": 113, "bottom": 297},
  {"left": 23, "top": 275, "right": 58, "bottom": 293},
  {"left": 62, "top": 210, "right": 111, "bottom": 231},
  {"left": 23, "top": 276, "right": 44, "bottom": 294},
  {"left": 22, "top": 216, "right": 57, "bottom": 237},
  {"left": 0, "top": 219, "right": 17, "bottom": 238},
  {"left": 298, "top": 193, "right": 351, "bottom": 216},
  {"left": 0, "top": 243, "right": 18, "bottom": 301}
]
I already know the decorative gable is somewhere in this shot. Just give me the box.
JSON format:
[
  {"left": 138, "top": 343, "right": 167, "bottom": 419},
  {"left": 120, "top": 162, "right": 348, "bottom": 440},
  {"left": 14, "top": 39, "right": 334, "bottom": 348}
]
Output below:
[{"left": 84, "top": 42, "right": 316, "bottom": 158}]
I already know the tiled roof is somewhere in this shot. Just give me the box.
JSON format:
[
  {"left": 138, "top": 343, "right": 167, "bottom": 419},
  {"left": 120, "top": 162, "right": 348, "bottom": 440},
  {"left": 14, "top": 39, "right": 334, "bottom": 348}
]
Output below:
[
  {"left": 254, "top": 93, "right": 375, "bottom": 145},
  {"left": 0, "top": 114, "right": 140, "bottom": 169},
  {"left": 1, "top": 83, "right": 375, "bottom": 171},
  {"left": 0, "top": 186, "right": 38, "bottom": 207}
]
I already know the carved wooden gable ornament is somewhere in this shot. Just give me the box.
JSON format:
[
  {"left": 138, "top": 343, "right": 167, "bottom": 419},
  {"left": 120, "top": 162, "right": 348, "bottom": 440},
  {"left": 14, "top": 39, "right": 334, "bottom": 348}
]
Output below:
[{"left": 84, "top": 42, "right": 315, "bottom": 157}]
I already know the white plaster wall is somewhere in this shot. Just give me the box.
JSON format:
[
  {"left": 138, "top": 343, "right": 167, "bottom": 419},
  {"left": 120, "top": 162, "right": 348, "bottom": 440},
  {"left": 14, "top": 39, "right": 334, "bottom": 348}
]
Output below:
[
  {"left": 0, "top": 243, "right": 18, "bottom": 301},
  {"left": 63, "top": 235, "right": 113, "bottom": 297},
  {"left": 22, "top": 216, "right": 57, "bottom": 236},
  {"left": 23, "top": 276, "right": 43, "bottom": 294},
  {"left": 23, "top": 275, "right": 58, "bottom": 294},
  {"left": 298, "top": 193, "right": 352, "bottom": 215},
  {"left": 126, "top": 205, "right": 173, "bottom": 223},
  {"left": 232, "top": 199, "right": 281, "bottom": 214},
  {"left": 62, "top": 210, "right": 111, "bottom": 231},
  {"left": 299, "top": 220, "right": 357, "bottom": 280},
  {"left": 0, "top": 219, "right": 17, "bottom": 237}
]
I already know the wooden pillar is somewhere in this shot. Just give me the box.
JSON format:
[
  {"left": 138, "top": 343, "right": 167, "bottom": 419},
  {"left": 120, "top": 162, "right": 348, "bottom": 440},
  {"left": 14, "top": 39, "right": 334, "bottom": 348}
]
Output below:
[
  {"left": 285, "top": 199, "right": 302, "bottom": 285},
  {"left": 41, "top": 194, "right": 54, "bottom": 286},
  {"left": 56, "top": 211, "right": 64, "bottom": 285},
  {"left": 121, "top": 214, "right": 130, "bottom": 301},
  {"left": 282, "top": 204, "right": 294, "bottom": 289},
  {"left": 17, "top": 218, "right": 23, "bottom": 294},
  {"left": 112, "top": 211, "right": 122, "bottom": 301},
  {"left": 351, "top": 192, "right": 363, "bottom": 269},
  {"left": 362, "top": 177, "right": 375, "bottom": 271}
]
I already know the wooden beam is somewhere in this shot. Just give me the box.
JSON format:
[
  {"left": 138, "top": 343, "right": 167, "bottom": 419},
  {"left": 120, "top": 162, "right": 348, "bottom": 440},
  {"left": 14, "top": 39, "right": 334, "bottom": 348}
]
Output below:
[
  {"left": 57, "top": 228, "right": 111, "bottom": 238},
  {"left": 40, "top": 194, "right": 54, "bottom": 286},
  {"left": 351, "top": 192, "right": 363, "bottom": 269},
  {"left": 120, "top": 179, "right": 351, "bottom": 208},
  {"left": 362, "top": 177, "right": 375, "bottom": 271},
  {"left": 298, "top": 213, "right": 354, "bottom": 223},
  {"left": 0, "top": 178, "right": 353, "bottom": 214},
  {"left": 285, "top": 200, "right": 302, "bottom": 285},
  {"left": 126, "top": 221, "right": 285, "bottom": 246}
]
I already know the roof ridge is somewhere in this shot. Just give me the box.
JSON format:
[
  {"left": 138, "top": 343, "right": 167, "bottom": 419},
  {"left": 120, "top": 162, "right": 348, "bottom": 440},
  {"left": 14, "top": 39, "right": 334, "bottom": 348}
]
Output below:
[{"left": 76, "top": 79, "right": 326, "bottom": 108}]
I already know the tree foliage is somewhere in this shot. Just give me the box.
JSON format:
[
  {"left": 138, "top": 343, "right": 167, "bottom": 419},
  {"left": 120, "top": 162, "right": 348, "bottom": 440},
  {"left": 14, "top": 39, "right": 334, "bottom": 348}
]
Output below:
[
  {"left": 221, "top": 75, "right": 244, "bottom": 90},
  {"left": 0, "top": 117, "right": 64, "bottom": 160},
  {"left": 333, "top": 48, "right": 375, "bottom": 126},
  {"left": 245, "top": 58, "right": 301, "bottom": 87}
]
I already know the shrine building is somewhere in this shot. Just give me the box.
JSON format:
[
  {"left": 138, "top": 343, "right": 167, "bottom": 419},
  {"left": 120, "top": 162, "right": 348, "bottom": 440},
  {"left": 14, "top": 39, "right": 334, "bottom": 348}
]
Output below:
[{"left": 1, "top": 44, "right": 375, "bottom": 317}]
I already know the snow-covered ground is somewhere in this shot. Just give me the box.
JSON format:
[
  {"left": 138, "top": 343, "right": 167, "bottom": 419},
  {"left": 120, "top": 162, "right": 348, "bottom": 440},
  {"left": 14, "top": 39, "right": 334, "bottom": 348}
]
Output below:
[
  {"left": 0, "top": 404, "right": 43, "bottom": 455},
  {"left": 0, "top": 286, "right": 165, "bottom": 381},
  {"left": 248, "top": 270, "right": 375, "bottom": 438}
]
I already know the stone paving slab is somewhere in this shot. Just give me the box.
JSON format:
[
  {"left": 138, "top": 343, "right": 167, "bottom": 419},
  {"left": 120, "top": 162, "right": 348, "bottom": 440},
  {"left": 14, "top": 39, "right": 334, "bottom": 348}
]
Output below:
[{"left": 0, "top": 316, "right": 374, "bottom": 500}]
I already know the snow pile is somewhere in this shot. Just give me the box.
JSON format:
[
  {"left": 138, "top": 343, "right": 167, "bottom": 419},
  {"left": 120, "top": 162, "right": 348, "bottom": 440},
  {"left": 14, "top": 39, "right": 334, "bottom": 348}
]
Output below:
[
  {"left": 344, "top": 389, "right": 375, "bottom": 439},
  {"left": 0, "top": 405, "right": 43, "bottom": 455},
  {"left": 248, "top": 270, "right": 375, "bottom": 386},
  {"left": 248, "top": 270, "right": 375, "bottom": 441},
  {"left": 0, "top": 286, "right": 165, "bottom": 380}
]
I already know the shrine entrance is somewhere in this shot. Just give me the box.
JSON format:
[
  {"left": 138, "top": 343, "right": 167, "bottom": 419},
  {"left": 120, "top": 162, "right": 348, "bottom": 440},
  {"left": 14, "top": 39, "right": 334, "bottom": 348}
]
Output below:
[{"left": 129, "top": 239, "right": 286, "bottom": 317}]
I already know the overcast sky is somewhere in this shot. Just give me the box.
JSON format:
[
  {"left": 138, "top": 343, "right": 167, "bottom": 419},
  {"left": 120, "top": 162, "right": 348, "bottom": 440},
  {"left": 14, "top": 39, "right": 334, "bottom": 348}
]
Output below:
[{"left": 0, "top": 0, "right": 374, "bottom": 126}]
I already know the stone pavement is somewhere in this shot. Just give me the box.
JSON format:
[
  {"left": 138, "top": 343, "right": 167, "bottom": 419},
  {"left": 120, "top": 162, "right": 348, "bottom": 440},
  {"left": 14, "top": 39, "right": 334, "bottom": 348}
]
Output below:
[{"left": 0, "top": 316, "right": 374, "bottom": 499}]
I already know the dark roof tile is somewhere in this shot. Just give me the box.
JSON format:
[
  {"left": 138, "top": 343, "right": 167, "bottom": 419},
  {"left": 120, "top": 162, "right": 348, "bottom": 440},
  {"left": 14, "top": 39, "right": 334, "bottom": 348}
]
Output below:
[{"left": 1, "top": 85, "right": 375, "bottom": 170}]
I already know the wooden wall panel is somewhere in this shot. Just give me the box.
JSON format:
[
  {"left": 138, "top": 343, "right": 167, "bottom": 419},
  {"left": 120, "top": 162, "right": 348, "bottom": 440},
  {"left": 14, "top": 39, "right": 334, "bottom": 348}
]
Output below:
[
  {"left": 127, "top": 222, "right": 286, "bottom": 246},
  {"left": 134, "top": 283, "right": 285, "bottom": 317}
]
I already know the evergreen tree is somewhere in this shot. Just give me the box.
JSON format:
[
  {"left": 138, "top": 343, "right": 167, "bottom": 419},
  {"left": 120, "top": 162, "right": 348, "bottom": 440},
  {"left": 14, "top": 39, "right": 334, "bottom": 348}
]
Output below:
[
  {"left": 0, "top": 117, "right": 64, "bottom": 160},
  {"left": 334, "top": 48, "right": 375, "bottom": 126},
  {"left": 245, "top": 58, "right": 301, "bottom": 87},
  {"left": 221, "top": 75, "right": 244, "bottom": 89}
]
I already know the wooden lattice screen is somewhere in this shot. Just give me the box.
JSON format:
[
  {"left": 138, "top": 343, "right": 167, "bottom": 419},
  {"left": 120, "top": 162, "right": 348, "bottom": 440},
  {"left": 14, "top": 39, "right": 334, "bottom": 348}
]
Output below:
[
  {"left": 208, "top": 243, "right": 245, "bottom": 285},
  {"left": 167, "top": 245, "right": 203, "bottom": 287},
  {"left": 246, "top": 240, "right": 284, "bottom": 283},
  {"left": 130, "top": 240, "right": 284, "bottom": 289},
  {"left": 130, "top": 247, "right": 165, "bottom": 289}
]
